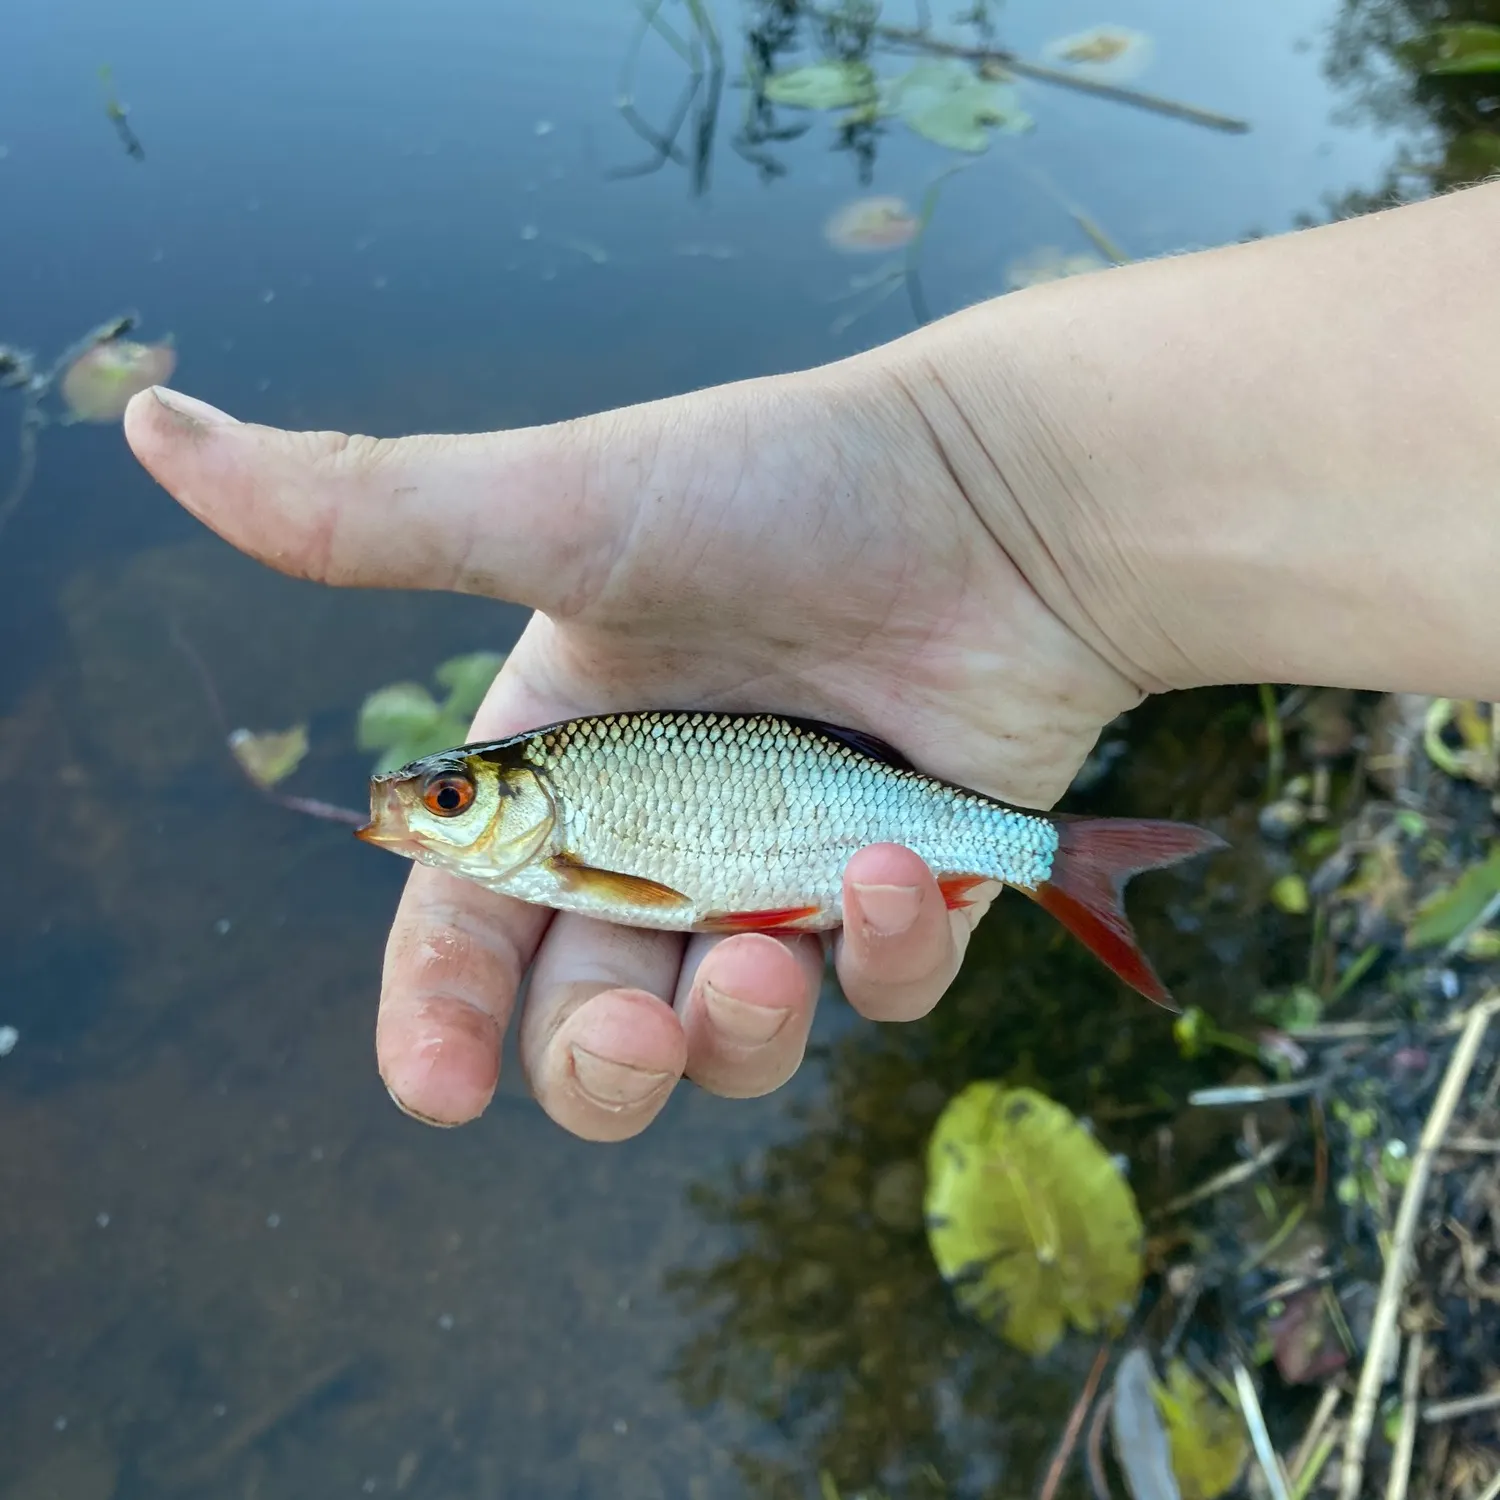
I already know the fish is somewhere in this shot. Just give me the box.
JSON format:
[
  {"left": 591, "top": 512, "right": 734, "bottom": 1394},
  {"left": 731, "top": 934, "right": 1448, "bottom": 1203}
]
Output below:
[{"left": 355, "top": 710, "right": 1227, "bottom": 1009}]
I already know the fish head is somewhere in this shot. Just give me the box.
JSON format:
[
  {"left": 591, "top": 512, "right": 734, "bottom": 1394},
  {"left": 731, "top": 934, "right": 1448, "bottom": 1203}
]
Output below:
[{"left": 356, "top": 748, "right": 555, "bottom": 882}]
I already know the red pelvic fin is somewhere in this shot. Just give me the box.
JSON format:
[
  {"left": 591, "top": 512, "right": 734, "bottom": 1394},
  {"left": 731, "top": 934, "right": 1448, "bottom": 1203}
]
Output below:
[
  {"left": 937, "top": 874, "right": 990, "bottom": 911},
  {"left": 1023, "top": 817, "right": 1226, "bottom": 1011},
  {"left": 697, "top": 905, "right": 824, "bottom": 935}
]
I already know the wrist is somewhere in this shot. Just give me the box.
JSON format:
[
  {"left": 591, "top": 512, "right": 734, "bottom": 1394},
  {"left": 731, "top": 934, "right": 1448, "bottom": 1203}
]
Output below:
[{"left": 886, "top": 187, "right": 1500, "bottom": 702}]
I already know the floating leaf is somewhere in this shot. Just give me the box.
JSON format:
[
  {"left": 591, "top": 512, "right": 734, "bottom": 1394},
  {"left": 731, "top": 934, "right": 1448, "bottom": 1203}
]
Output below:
[
  {"left": 1152, "top": 1360, "right": 1248, "bottom": 1500},
  {"left": 60, "top": 339, "right": 176, "bottom": 422},
  {"left": 1418, "top": 23, "right": 1500, "bottom": 72},
  {"left": 370, "top": 717, "right": 471, "bottom": 774},
  {"left": 887, "top": 59, "right": 1032, "bottom": 153},
  {"left": 1042, "top": 26, "right": 1155, "bottom": 82},
  {"left": 924, "top": 1081, "right": 1143, "bottom": 1356},
  {"left": 763, "top": 61, "right": 877, "bottom": 110},
  {"left": 355, "top": 681, "right": 441, "bottom": 754},
  {"left": 824, "top": 196, "right": 921, "bottom": 252},
  {"left": 228, "top": 724, "right": 309, "bottom": 789},
  {"left": 434, "top": 651, "right": 506, "bottom": 718},
  {"left": 1405, "top": 847, "right": 1500, "bottom": 948}
]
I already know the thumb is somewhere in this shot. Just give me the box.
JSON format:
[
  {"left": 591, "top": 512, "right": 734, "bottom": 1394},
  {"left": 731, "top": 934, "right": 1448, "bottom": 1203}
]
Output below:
[{"left": 123, "top": 385, "right": 643, "bottom": 614}]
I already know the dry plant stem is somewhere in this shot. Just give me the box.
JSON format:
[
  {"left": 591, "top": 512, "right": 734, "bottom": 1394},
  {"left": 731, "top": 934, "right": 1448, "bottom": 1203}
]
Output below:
[
  {"left": 1151, "top": 1139, "right": 1288, "bottom": 1219},
  {"left": 863, "top": 19, "right": 1252, "bottom": 131},
  {"left": 1289, "top": 1386, "right": 1343, "bottom": 1483},
  {"left": 1038, "top": 1341, "right": 1112, "bottom": 1500},
  {"left": 1385, "top": 1333, "right": 1425, "bottom": 1500},
  {"left": 1422, "top": 1388, "right": 1500, "bottom": 1423},
  {"left": 1232, "top": 1357, "right": 1291, "bottom": 1500},
  {"left": 1085, "top": 1389, "right": 1115, "bottom": 1500},
  {"left": 1338, "top": 993, "right": 1500, "bottom": 1500}
]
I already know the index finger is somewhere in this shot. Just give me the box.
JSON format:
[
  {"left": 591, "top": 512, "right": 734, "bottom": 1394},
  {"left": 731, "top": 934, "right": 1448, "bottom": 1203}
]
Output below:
[{"left": 375, "top": 866, "right": 552, "bottom": 1126}]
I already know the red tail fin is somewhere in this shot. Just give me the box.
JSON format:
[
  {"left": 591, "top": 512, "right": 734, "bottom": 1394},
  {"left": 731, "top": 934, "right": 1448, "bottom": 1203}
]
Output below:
[{"left": 1021, "top": 817, "right": 1226, "bottom": 1012}]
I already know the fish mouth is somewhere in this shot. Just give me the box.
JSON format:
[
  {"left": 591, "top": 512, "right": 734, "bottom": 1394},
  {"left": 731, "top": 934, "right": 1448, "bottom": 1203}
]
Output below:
[{"left": 355, "top": 777, "right": 413, "bottom": 850}]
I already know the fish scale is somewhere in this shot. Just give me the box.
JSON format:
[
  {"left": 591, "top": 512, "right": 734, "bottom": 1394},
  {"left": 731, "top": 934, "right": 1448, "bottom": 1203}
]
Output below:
[
  {"left": 513, "top": 712, "right": 1059, "bottom": 923},
  {"left": 358, "top": 709, "right": 1227, "bottom": 1008}
]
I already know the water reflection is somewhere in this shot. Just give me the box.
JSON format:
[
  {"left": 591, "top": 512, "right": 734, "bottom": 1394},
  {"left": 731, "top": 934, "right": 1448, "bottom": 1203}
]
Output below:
[{"left": 0, "top": 0, "right": 1459, "bottom": 1493}]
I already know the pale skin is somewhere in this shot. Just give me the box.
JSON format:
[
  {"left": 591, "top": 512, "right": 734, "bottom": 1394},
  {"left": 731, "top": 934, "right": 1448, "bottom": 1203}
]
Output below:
[{"left": 124, "top": 180, "right": 1500, "bottom": 1143}]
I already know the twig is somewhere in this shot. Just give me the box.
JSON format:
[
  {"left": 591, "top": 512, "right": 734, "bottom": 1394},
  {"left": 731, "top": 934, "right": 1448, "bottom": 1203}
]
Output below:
[
  {"left": 1439, "top": 1136, "right": 1500, "bottom": 1154},
  {"left": 168, "top": 620, "right": 366, "bottom": 828},
  {"left": 1039, "top": 1341, "right": 1112, "bottom": 1500},
  {"left": 1232, "top": 1357, "right": 1290, "bottom": 1500},
  {"left": 1190, "top": 1076, "right": 1332, "bottom": 1107},
  {"left": 866, "top": 20, "right": 1252, "bottom": 132},
  {"left": 1385, "top": 1333, "right": 1424, "bottom": 1500},
  {"left": 1289, "top": 1386, "right": 1343, "bottom": 1483},
  {"left": 1150, "top": 1139, "right": 1288, "bottom": 1219},
  {"left": 1422, "top": 1387, "right": 1500, "bottom": 1423},
  {"left": 1338, "top": 993, "right": 1500, "bottom": 1500}
]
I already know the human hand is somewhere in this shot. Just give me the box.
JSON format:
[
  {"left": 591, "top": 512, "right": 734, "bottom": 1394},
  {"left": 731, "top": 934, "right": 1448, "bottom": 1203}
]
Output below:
[{"left": 123, "top": 336, "right": 1145, "bottom": 1142}]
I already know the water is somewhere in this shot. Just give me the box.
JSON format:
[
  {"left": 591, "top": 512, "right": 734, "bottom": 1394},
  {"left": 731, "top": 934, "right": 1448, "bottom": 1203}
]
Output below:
[{"left": 0, "top": 1, "right": 1407, "bottom": 1496}]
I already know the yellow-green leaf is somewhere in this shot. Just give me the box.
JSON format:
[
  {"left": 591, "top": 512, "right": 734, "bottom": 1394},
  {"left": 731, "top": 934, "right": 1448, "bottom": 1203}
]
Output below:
[
  {"left": 228, "top": 724, "right": 309, "bottom": 789},
  {"left": 1420, "top": 23, "right": 1500, "bottom": 72},
  {"left": 887, "top": 59, "right": 1032, "bottom": 153},
  {"left": 924, "top": 1082, "right": 1143, "bottom": 1356},
  {"left": 1152, "top": 1360, "right": 1248, "bottom": 1500},
  {"left": 1405, "top": 847, "right": 1500, "bottom": 948},
  {"left": 763, "top": 61, "right": 876, "bottom": 110}
]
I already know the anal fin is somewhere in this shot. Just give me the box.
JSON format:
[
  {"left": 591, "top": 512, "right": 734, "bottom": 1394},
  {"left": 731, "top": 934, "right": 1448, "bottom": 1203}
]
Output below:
[{"left": 697, "top": 905, "right": 824, "bottom": 935}]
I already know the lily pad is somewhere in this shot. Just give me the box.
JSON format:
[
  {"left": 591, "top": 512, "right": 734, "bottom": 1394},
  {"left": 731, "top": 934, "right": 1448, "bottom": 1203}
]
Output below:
[
  {"left": 924, "top": 1081, "right": 1144, "bottom": 1356},
  {"left": 1006, "top": 247, "right": 1109, "bottom": 290},
  {"left": 886, "top": 59, "right": 1032, "bottom": 153},
  {"left": 1151, "top": 1360, "right": 1248, "bottom": 1500},
  {"left": 356, "top": 652, "right": 506, "bottom": 773},
  {"left": 763, "top": 61, "right": 877, "bottom": 110},
  {"left": 356, "top": 682, "right": 443, "bottom": 753},
  {"left": 1042, "top": 25, "right": 1155, "bottom": 82},
  {"left": 435, "top": 651, "right": 508, "bottom": 719},
  {"left": 60, "top": 338, "right": 176, "bottom": 422},
  {"left": 228, "top": 724, "right": 309, "bottom": 789}
]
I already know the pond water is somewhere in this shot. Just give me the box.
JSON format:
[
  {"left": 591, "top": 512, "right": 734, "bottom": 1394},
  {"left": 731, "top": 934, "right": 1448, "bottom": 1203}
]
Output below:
[{"left": 0, "top": 1, "right": 1427, "bottom": 1496}]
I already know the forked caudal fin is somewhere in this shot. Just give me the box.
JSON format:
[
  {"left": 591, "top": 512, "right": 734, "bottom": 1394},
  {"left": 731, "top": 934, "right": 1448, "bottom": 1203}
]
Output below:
[{"left": 1021, "top": 816, "right": 1227, "bottom": 1012}]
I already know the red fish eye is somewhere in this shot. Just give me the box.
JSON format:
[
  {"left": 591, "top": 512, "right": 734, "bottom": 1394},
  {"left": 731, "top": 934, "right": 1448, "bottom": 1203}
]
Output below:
[{"left": 421, "top": 772, "right": 475, "bottom": 817}]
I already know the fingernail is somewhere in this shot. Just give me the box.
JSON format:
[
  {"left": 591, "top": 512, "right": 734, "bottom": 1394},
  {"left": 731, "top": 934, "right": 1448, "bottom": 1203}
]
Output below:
[
  {"left": 152, "top": 386, "right": 237, "bottom": 429},
  {"left": 384, "top": 1082, "right": 459, "bottom": 1129},
  {"left": 852, "top": 882, "right": 922, "bottom": 938},
  {"left": 569, "top": 1045, "right": 673, "bottom": 1109},
  {"left": 703, "top": 982, "right": 792, "bottom": 1045}
]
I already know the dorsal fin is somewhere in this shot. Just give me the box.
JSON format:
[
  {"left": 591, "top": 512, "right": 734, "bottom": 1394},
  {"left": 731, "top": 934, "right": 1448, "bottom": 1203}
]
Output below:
[{"left": 779, "top": 716, "right": 916, "bottom": 771}]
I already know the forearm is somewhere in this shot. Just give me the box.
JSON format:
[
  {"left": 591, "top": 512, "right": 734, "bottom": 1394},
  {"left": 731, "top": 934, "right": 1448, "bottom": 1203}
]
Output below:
[{"left": 896, "top": 182, "right": 1500, "bottom": 699}]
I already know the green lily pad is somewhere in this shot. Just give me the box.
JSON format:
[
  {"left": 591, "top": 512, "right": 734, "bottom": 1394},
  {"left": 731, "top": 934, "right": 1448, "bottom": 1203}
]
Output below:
[
  {"left": 763, "top": 61, "right": 877, "bottom": 110},
  {"left": 1152, "top": 1360, "right": 1248, "bottom": 1500},
  {"left": 887, "top": 59, "right": 1032, "bottom": 153},
  {"left": 1405, "top": 846, "right": 1500, "bottom": 948},
  {"left": 924, "top": 1081, "right": 1144, "bottom": 1356},
  {"left": 435, "top": 651, "right": 507, "bottom": 718},
  {"left": 356, "top": 682, "right": 442, "bottom": 754}
]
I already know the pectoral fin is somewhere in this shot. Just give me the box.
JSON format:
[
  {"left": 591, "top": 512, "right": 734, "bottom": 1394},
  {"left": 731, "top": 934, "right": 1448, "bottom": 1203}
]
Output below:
[{"left": 547, "top": 853, "right": 692, "bottom": 910}]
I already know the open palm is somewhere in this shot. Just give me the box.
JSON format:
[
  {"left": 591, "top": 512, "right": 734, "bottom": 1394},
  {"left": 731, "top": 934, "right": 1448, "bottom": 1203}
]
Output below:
[{"left": 125, "top": 347, "right": 1143, "bottom": 1142}]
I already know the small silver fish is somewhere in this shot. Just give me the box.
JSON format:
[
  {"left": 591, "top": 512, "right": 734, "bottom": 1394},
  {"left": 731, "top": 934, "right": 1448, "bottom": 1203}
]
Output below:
[{"left": 356, "top": 710, "right": 1225, "bottom": 1008}]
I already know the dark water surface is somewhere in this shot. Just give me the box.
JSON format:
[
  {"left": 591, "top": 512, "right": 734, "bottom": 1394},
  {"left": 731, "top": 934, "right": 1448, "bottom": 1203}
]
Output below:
[{"left": 0, "top": 1, "right": 1407, "bottom": 1496}]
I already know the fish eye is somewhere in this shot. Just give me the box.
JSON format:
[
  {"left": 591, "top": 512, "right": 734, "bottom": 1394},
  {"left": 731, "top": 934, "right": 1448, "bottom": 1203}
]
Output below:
[{"left": 420, "top": 770, "right": 476, "bottom": 817}]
